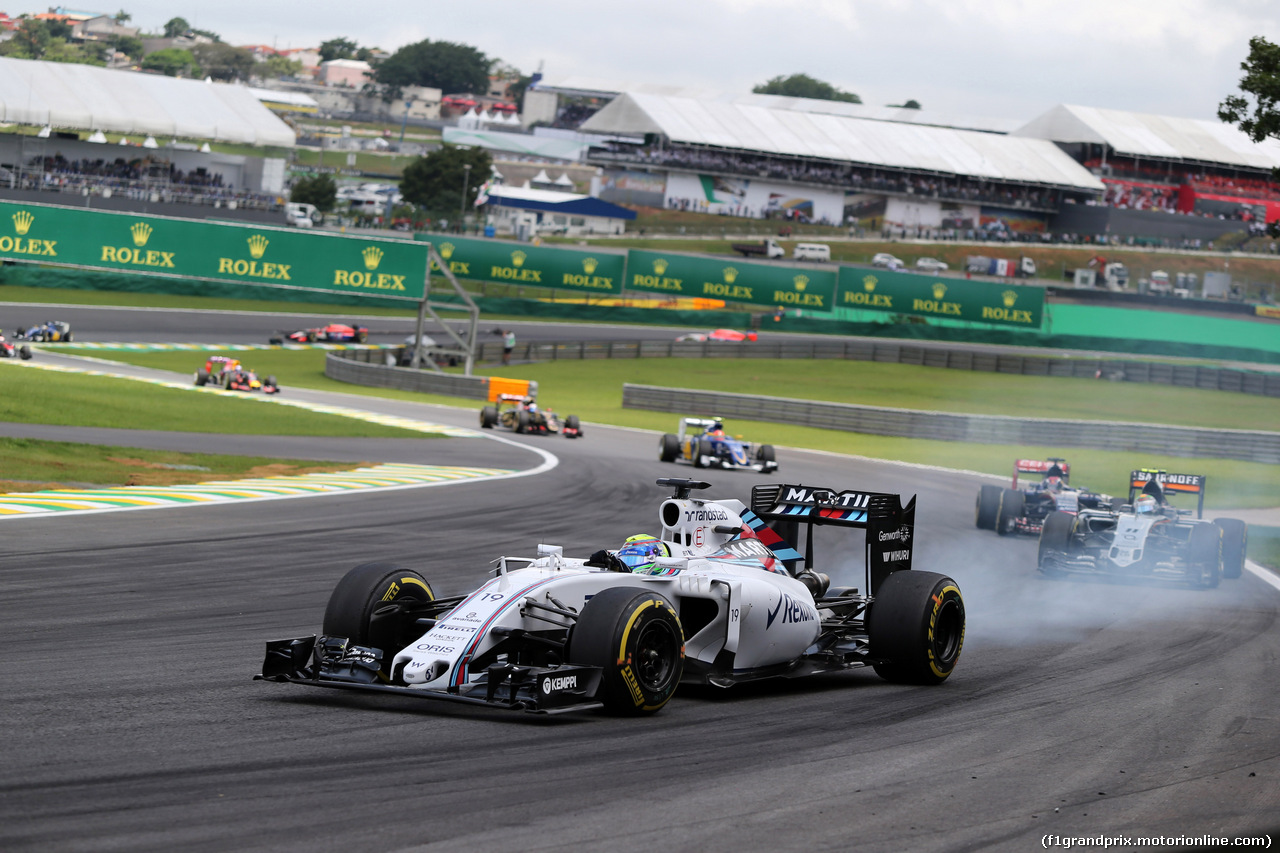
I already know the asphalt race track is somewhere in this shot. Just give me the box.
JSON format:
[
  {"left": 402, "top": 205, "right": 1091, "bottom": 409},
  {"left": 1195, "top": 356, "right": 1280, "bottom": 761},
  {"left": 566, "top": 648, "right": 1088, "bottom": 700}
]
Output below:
[{"left": 3, "top": 358, "right": 1279, "bottom": 853}]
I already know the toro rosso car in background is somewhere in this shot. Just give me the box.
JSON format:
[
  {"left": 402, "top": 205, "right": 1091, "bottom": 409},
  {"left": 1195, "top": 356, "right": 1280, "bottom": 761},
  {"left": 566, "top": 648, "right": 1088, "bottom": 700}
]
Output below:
[
  {"left": 15, "top": 320, "right": 73, "bottom": 342},
  {"left": 660, "top": 417, "right": 777, "bottom": 473},
  {"left": 256, "top": 478, "right": 964, "bottom": 715},
  {"left": 1037, "top": 469, "right": 1248, "bottom": 588},
  {"left": 480, "top": 394, "right": 582, "bottom": 438},
  {"left": 269, "top": 323, "right": 369, "bottom": 345},
  {"left": 975, "top": 458, "right": 1115, "bottom": 536},
  {"left": 0, "top": 334, "right": 33, "bottom": 360},
  {"left": 194, "top": 356, "right": 280, "bottom": 394}
]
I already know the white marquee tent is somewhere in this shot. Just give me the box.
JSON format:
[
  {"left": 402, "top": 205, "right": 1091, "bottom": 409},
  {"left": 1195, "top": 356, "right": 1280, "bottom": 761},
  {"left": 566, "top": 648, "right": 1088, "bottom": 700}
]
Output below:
[{"left": 0, "top": 57, "right": 296, "bottom": 148}]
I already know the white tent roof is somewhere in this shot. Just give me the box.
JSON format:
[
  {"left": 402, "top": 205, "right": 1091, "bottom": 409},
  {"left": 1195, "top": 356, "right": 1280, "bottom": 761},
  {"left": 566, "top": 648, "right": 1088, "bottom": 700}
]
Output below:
[
  {"left": 582, "top": 93, "right": 1103, "bottom": 190},
  {"left": 1011, "top": 104, "right": 1280, "bottom": 171},
  {"left": 0, "top": 57, "right": 296, "bottom": 147},
  {"left": 530, "top": 169, "right": 552, "bottom": 184}
]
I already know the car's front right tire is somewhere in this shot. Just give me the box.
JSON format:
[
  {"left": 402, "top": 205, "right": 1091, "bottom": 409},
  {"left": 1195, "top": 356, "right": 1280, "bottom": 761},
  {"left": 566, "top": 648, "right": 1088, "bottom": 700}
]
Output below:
[
  {"left": 568, "top": 587, "right": 684, "bottom": 715},
  {"left": 322, "top": 562, "right": 435, "bottom": 680}
]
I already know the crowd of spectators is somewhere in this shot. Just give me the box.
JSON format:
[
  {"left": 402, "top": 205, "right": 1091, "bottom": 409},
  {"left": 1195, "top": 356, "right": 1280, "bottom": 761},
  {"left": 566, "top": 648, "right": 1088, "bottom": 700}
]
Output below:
[{"left": 593, "top": 142, "right": 1066, "bottom": 210}]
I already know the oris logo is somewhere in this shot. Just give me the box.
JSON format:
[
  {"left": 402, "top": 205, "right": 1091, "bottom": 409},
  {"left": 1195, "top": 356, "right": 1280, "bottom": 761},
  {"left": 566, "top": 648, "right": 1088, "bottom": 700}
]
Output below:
[{"left": 542, "top": 675, "right": 578, "bottom": 693}]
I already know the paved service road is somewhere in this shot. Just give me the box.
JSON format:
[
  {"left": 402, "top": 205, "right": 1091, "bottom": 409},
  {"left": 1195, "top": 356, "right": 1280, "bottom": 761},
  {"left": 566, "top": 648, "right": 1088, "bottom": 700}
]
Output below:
[{"left": 3, "top": 364, "right": 1278, "bottom": 852}]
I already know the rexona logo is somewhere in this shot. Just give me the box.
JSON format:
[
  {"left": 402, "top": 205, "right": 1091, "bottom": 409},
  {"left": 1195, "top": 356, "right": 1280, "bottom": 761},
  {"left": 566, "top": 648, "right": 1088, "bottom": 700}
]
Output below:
[
  {"left": 766, "top": 591, "right": 817, "bottom": 629},
  {"left": 218, "top": 234, "right": 292, "bottom": 280},
  {"left": 562, "top": 255, "right": 613, "bottom": 289},
  {"left": 100, "top": 221, "right": 174, "bottom": 268},
  {"left": 703, "top": 266, "right": 753, "bottom": 300},
  {"left": 490, "top": 249, "right": 542, "bottom": 282},
  {"left": 0, "top": 210, "right": 58, "bottom": 257},
  {"left": 774, "top": 272, "right": 824, "bottom": 307},
  {"left": 980, "top": 288, "right": 1035, "bottom": 323},
  {"left": 632, "top": 256, "right": 683, "bottom": 291},
  {"left": 542, "top": 674, "right": 579, "bottom": 694},
  {"left": 843, "top": 274, "right": 892, "bottom": 307},
  {"left": 912, "top": 280, "right": 961, "bottom": 316},
  {"left": 333, "top": 244, "right": 407, "bottom": 290}
]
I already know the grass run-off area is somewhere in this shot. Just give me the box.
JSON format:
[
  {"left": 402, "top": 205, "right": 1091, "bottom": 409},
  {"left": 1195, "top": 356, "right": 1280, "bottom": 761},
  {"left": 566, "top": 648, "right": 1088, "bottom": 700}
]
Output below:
[
  {"left": 0, "top": 363, "right": 433, "bottom": 438},
  {"left": 0, "top": 437, "right": 368, "bottom": 492},
  {"left": 57, "top": 348, "right": 1280, "bottom": 509}
]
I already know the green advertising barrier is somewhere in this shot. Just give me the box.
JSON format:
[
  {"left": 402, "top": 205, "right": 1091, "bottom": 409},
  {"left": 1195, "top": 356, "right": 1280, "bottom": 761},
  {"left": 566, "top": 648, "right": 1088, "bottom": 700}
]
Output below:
[
  {"left": 414, "top": 234, "right": 624, "bottom": 294},
  {"left": 0, "top": 201, "right": 428, "bottom": 300},
  {"left": 837, "top": 267, "right": 1044, "bottom": 329},
  {"left": 625, "top": 249, "right": 837, "bottom": 312}
]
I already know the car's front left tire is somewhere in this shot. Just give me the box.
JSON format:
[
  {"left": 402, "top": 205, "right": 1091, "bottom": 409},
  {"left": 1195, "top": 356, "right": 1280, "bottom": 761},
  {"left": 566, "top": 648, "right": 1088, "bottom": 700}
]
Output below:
[{"left": 568, "top": 587, "right": 684, "bottom": 715}]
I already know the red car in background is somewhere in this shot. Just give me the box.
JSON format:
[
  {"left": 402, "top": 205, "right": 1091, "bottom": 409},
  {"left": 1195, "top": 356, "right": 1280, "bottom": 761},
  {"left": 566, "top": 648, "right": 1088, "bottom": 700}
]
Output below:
[
  {"left": 675, "top": 329, "right": 758, "bottom": 343},
  {"left": 269, "top": 323, "right": 369, "bottom": 345}
]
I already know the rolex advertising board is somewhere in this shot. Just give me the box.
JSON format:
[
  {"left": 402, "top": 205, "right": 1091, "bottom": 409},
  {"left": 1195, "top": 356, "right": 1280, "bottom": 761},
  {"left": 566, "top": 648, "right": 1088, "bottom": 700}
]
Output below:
[
  {"left": 416, "top": 234, "right": 624, "bottom": 294},
  {"left": 626, "top": 249, "right": 837, "bottom": 312},
  {"left": 838, "top": 267, "right": 1044, "bottom": 328},
  {"left": 0, "top": 202, "right": 429, "bottom": 300}
]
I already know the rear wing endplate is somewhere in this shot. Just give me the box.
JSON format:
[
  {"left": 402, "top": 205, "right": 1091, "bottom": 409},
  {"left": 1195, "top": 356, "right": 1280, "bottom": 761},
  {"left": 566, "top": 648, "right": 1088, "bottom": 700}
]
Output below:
[{"left": 749, "top": 483, "right": 916, "bottom": 595}]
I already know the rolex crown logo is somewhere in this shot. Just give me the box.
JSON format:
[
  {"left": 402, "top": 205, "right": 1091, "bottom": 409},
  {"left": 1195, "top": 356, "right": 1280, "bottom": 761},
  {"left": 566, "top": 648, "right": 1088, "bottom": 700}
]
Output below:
[
  {"left": 932, "top": 282, "right": 947, "bottom": 300},
  {"left": 12, "top": 210, "right": 34, "bottom": 235},
  {"left": 723, "top": 267, "right": 738, "bottom": 284},
  {"left": 362, "top": 246, "right": 384, "bottom": 270},
  {"left": 131, "top": 222, "right": 152, "bottom": 247},
  {"left": 1003, "top": 289, "right": 1018, "bottom": 308},
  {"left": 863, "top": 275, "right": 877, "bottom": 292},
  {"left": 511, "top": 250, "right": 527, "bottom": 267},
  {"left": 582, "top": 257, "right": 598, "bottom": 274},
  {"left": 247, "top": 234, "right": 269, "bottom": 259},
  {"left": 653, "top": 258, "right": 669, "bottom": 275},
  {"left": 439, "top": 242, "right": 455, "bottom": 260},
  {"left": 793, "top": 274, "right": 809, "bottom": 291}
]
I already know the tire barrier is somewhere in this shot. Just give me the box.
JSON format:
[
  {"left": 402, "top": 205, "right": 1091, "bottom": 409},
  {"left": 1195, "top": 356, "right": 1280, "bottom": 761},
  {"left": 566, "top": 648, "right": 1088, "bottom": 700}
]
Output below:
[{"left": 621, "top": 383, "right": 1280, "bottom": 464}]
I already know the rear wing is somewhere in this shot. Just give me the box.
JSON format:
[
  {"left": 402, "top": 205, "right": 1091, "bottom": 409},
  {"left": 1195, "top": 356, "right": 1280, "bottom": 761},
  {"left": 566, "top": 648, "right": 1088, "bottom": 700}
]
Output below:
[
  {"left": 1128, "top": 469, "right": 1205, "bottom": 518},
  {"left": 749, "top": 483, "right": 916, "bottom": 595},
  {"left": 1013, "top": 457, "right": 1069, "bottom": 489}
]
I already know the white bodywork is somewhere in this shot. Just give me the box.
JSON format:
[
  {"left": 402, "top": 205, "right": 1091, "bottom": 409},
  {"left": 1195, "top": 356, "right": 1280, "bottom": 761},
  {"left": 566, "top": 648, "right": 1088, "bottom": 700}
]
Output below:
[
  {"left": 393, "top": 496, "right": 821, "bottom": 691},
  {"left": 1106, "top": 514, "right": 1159, "bottom": 568}
]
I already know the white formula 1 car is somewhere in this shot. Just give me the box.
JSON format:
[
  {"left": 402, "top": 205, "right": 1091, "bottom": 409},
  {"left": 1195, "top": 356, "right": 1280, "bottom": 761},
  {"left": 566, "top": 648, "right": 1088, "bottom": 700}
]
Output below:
[{"left": 257, "top": 478, "right": 965, "bottom": 715}]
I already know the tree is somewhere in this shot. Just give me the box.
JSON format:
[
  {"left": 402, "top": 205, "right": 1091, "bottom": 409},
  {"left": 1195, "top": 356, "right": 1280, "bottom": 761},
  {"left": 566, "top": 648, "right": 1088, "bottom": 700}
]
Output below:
[
  {"left": 2, "top": 19, "right": 53, "bottom": 59},
  {"left": 111, "top": 33, "right": 144, "bottom": 59},
  {"left": 400, "top": 145, "right": 492, "bottom": 219},
  {"left": 256, "top": 54, "right": 303, "bottom": 80},
  {"left": 893, "top": 99, "right": 922, "bottom": 110},
  {"left": 191, "top": 42, "right": 253, "bottom": 81},
  {"left": 163, "top": 16, "right": 189, "bottom": 38},
  {"left": 320, "top": 37, "right": 357, "bottom": 62},
  {"left": 113, "top": 9, "right": 131, "bottom": 23},
  {"left": 377, "top": 39, "right": 490, "bottom": 95},
  {"left": 290, "top": 174, "right": 337, "bottom": 212},
  {"left": 1219, "top": 36, "right": 1280, "bottom": 235},
  {"left": 142, "top": 47, "right": 198, "bottom": 77},
  {"left": 753, "top": 73, "right": 861, "bottom": 104}
]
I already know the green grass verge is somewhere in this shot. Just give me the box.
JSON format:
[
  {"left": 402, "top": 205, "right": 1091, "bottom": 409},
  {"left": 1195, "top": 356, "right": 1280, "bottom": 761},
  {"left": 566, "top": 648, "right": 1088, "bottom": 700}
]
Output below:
[
  {"left": 57, "top": 349, "right": 1280, "bottom": 508},
  {"left": 1249, "top": 526, "right": 1280, "bottom": 571},
  {"left": 0, "top": 437, "right": 366, "bottom": 492},
  {"left": 0, "top": 364, "right": 434, "bottom": 438}
]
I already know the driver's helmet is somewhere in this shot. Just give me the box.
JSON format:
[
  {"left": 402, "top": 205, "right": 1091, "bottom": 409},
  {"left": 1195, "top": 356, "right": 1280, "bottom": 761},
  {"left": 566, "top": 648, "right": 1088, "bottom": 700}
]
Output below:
[
  {"left": 1043, "top": 475, "right": 1064, "bottom": 492},
  {"left": 522, "top": 395, "right": 535, "bottom": 406},
  {"left": 616, "top": 534, "right": 671, "bottom": 574},
  {"left": 707, "top": 421, "right": 725, "bottom": 437},
  {"left": 527, "top": 403, "right": 538, "bottom": 413},
  {"left": 1134, "top": 494, "right": 1158, "bottom": 514}
]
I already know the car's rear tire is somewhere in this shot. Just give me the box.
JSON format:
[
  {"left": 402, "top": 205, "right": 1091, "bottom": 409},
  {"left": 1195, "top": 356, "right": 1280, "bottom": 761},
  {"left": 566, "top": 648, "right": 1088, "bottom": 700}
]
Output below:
[
  {"left": 515, "top": 409, "right": 529, "bottom": 434},
  {"left": 567, "top": 587, "right": 684, "bottom": 715},
  {"left": 322, "top": 562, "right": 435, "bottom": 680},
  {"left": 64, "top": 331, "right": 73, "bottom": 342},
  {"left": 194, "top": 369, "right": 210, "bottom": 386},
  {"left": 223, "top": 372, "right": 234, "bottom": 390},
  {"left": 995, "top": 488, "right": 1024, "bottom": 536},
  {"left": 355, "top": 329, "right": 368, "bottom": 343},
  {"left": 1038, "top": 511, "right": 1075, "bottom": 578},
  {"left": 975, "top": 484, "right": 1001, "bottom": 530},
  {"left": 1214, "top": 518, "right": 1247, "bottom": 580},
  {"left": 479, "top": 406, "right": 497, "bottom": 428},
  {"left": 868, "top": 571, "right": 964, "bottom": 685},
  {"left": 1189, "top": 524, "right": 1221, "bottom": 589},
  {"left": 659, "top": 433, "right": 679, "bottom": 462},
  {"left": 306, "top": 330, "right": 317, "bottom": 343},
  {"left": 757, "top": 444, "right": 776, "bottom": 468},
  {"left": 692, "top": 438, "right": 712, "bottom": 468},
  {"left": 565, "top": 415, "right": 581, "bottom": 438},
  {"left": 19, "top": 345, "right": 31, "bottom": 360}
]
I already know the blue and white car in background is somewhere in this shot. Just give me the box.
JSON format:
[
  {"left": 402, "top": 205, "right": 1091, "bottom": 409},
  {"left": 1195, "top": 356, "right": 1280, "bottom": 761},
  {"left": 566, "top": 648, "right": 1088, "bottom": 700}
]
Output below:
[{"left": 659, "top": 416, "right": 778, "bottom": 473}]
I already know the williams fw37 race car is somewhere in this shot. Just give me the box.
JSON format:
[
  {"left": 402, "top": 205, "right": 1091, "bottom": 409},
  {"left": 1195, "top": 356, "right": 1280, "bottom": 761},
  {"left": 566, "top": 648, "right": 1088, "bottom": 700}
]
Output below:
[
  {"left": 269, "top": 322, "right": 369, "bottom": 345},
  {"left": 659, "top": 417, "right": 777, "bottom": 473},
  {"left": 193, "top": 356, "right": 280, "bottom": 394},
  {"left": 975, "top": 458, "right": 1115, "bottom": 536},
  {"left": 15, "top": 320, "right": 73, "bottom": 342},
  {"left": 1037, "top": 469, "right": 1248, "bottom": 588},
  {"left": 256, "top": 478, "right": 965, "bottom": 715},
  {"left": 0, "top": 334, "right": 33, "bottom": 360},
  {"left": 479, "top": 394, "right": 582, "bottom": 438}
]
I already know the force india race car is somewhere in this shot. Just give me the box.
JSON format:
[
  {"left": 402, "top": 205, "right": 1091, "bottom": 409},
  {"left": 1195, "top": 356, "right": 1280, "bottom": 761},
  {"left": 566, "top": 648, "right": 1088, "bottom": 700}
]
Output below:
[
  {"left": 975, "top": 458, "right": 1115, "bottom": 536},
  {"left": 15, "top": 320, "right": 73, "bottom": 342},
  {"left": 269, "top": 323, "right": 369, "bottom": 345},
  {"left": 193, "top": 356, "right": 280, "bottom": 394},
  {"left": 0, "top": 334, "right": 33, "bottom": 360},
  {"left": 660, "top": 417, "right": 777, "bottom": 473},
  {"left": 1037, "top": 469, "right": 1248, "bottom": 588},
  {"left": 480, "top": 394, "right": 582, "bottom": 438},
  {"left": 256, "top": 478, "right": 965, "bottom": 715}
]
